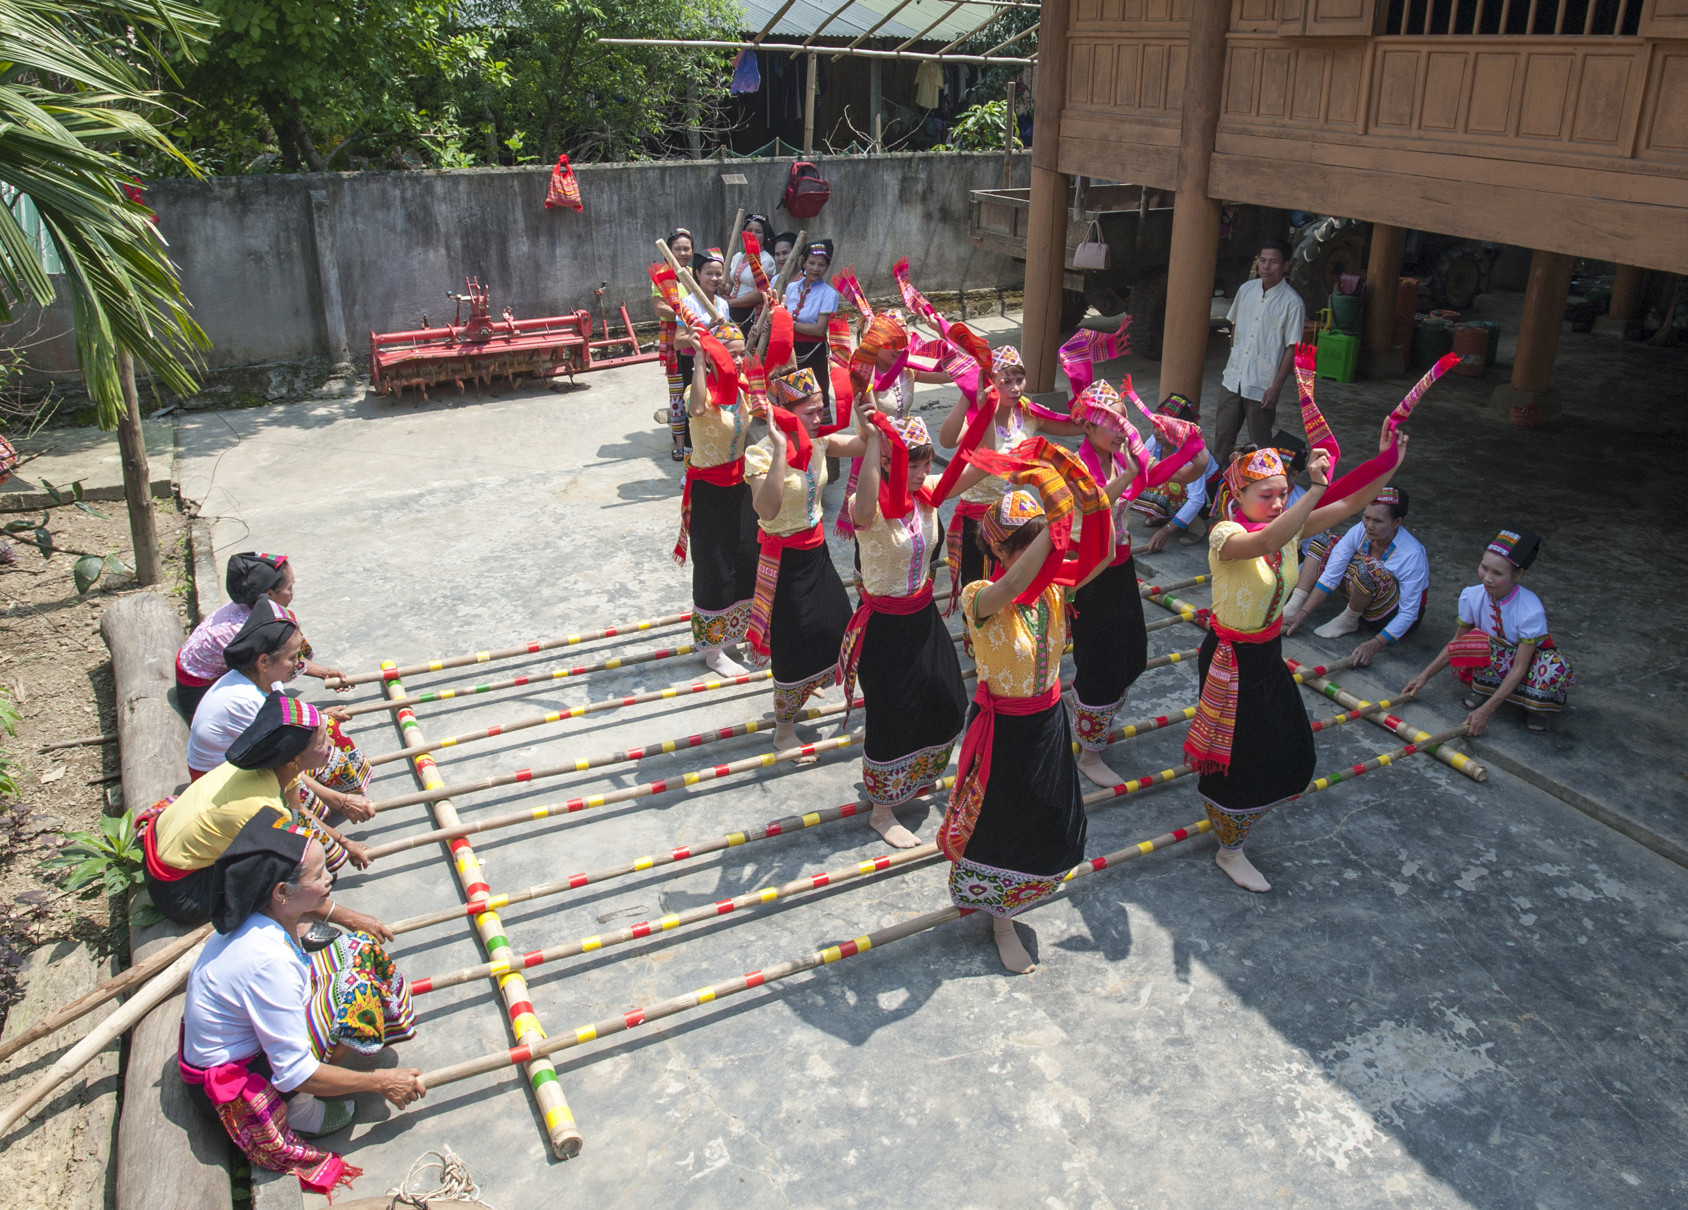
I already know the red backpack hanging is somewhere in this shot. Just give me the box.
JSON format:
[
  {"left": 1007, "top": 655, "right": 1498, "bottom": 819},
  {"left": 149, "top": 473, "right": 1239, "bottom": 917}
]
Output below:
[
  {"left": 780, "top": 161, "right": 830, "bottom": 219},
  {"left": 545, "top": 154, "right": 582, "bottom": 212}
]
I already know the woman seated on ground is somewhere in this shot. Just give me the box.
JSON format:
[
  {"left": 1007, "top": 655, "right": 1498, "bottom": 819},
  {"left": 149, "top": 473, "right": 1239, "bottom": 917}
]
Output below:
[
  {"left": 181, "top": 810, "right": 421, "bottom": 1197},
  {"left": 143, "top": 693, "right": 384, "bottom": 922},
  {"left": 176, "top": 553, "right": 348, "bottom": 718},
  {"left": 1283, "top": 485, "right": 1428, "bottom": 668},
  {"left": 188, "top": 602, "right": 373, "bottom": 826},
  {"left": 1402, "top": 527, "right": 1572, "bottom": 735}
]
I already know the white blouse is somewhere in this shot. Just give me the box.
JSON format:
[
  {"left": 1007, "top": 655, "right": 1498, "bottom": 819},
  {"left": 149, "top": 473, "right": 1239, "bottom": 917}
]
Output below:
[{"left": 182, "top": 914, "right": 319, "bottom": 1092}]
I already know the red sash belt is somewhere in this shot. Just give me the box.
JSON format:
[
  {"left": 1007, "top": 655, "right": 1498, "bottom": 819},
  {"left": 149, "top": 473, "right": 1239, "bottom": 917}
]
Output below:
[
  {"left": 137, "top": 796, "right": 190, "bottom": 882},
  {"left": 942, "top": 500, "right": 991, "bottom": 615},
  {"left": 1183, "top": 617, "right": 1282, "bottom": 776},
  {"left": 672, "top": 456, "right": 745, "bottom": 565},
  {"left": 175, "top": 652, "right": 215, "bottom": 689},
  {"left": 937, "top": 681, "right": 1062, "bottom": 861},
  {"left": 836, "top": 583, "right": 933, "bottom": 724},
  {"left": 744, "top": 523, "right": 825, "bottom": 656}
]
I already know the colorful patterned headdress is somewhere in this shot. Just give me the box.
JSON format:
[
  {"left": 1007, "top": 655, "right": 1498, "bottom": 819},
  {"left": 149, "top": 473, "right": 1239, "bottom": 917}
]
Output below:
[
  {"left": 1372, "top": 486, "right": 1407, "bottom": 517},
  {"left": 699, "top": 247, "right": 725, "bottom": 266},
  {"left": 1487, "top": 527, "right": 1540, "bottom": 569},
  {"left": 1219, "top": 446, "right": 1287, "bottom": 520},
  {"left": 714, "top": 321, "right": 745, "bottom": 343},
  {"left": 804, "top": 240, "right": 834, "bottom": 263},
  {"left": 991, "top": 345, "right": 1024, "bottom": 372},
  {"left": 1157, "top": 392, "right": 1198, "bottom": 421},
  {"left": 1074, "top": 381, "right": 1129, "bottom": 436},
  {"left": 891, "top": 415, "right": 932, "bottom": 450},
  {"left": 770, "top": 366, "right": 819, "bottom": 404},
  {"left": 981, "top": 488, "right": 1045, "bottom": 548}
]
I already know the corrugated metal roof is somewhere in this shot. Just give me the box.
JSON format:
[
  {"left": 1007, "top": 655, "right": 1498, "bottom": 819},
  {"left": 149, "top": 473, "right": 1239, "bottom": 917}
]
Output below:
[{"left": 736, "top": 0, "right": 1027, "bottom": 44}]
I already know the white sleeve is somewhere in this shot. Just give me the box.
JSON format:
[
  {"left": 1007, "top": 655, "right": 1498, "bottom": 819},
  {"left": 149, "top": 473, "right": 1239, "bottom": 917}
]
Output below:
[
  {"left": 1457, "top": 585, "right": 1482, "bottom": 627},
  {"left": 1381, "top": 542, "right": 1429, "bottom": 642},
  {"left": 1514, "top": 594, "right": 1550, "bottom": 643},
  {"left": 1226, "top": 290, "right": 1242, "bottom": 325},
  {"left": 244, "top": 954, "right": 319, "bottom": 1093},
  {"left": 1279, "top": 292, "right": 1307, "bottom": 347},
  {"left": 1172, "top": 468, "right": 1207, "bottom": 528},
  {"left": 1317, "top": 525, "right": 1363, "bottom": 592}
]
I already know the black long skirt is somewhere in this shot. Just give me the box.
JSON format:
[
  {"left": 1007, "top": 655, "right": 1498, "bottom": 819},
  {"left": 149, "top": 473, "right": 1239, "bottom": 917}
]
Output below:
[
  {"left": 1071, "top": 555, "right": 1149, "bottom": 708},
  {"left": 689, "top": 478, "right": 760, "bottom": 648},
  {"left": 860, "top": 601, "right": 966, "bottom": 806},
  {"left": 948, "top": 699, "right": 1088, "bottom": 918},
  {"left": 1194, "top": 631, "right": 1316, "bottom": 813},
  {"left": 958, "top": 514, "right": 988, "bottom": 593},
  {"left": 144, "top": 865, "right": 214, "bottom": 925},
  {"left": 770, "top": 542, "right": 852, "bottom": 699}
]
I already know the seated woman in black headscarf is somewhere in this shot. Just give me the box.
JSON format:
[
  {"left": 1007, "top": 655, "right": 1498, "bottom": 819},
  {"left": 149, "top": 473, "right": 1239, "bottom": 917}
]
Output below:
[
  {"left": 141, "top": 692, "right": 387, "bottom": 928},
  {"left": 181, "top": 809, "right": 423, "bottom": 1197}
]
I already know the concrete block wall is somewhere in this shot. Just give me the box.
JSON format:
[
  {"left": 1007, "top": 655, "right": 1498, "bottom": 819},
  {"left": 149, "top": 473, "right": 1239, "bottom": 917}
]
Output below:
[{"left": 17, "top": 152, "right": 1030, "bottom": 382}]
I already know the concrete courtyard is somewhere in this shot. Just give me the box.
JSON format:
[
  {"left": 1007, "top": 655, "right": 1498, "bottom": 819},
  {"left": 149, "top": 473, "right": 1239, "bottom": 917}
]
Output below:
[{"left": 165, "top": 301, "right": 1688, "bottom": 1209}]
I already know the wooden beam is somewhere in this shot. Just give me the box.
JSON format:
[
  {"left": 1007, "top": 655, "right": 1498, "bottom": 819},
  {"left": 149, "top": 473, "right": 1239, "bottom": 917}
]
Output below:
[
  {"left": 933, "top": 6, "right": 1006, "bottom": 56},
  {"left": 977, "top": 22, "right": 1038, "bottom": 57},
  {"left": 892, "top": 1, "right": 969, "bottom": 54},
  {"left": 599, "top": 37, "right": 1035, "bottom": 65},
  {"left": 793, "top": 0, "right": 863, "bottom": 54},
  {"left": 833, "top": 0, "right": 922, "bottom": 59},
  {"left": 751, "top": 0, "right": 800, "bottom": 46}
]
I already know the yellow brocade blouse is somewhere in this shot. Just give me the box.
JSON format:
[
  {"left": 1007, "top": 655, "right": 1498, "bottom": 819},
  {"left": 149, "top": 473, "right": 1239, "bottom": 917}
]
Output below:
[
  {"left": 744, "top": 437, "right": 829, "bottom": 537},
  {"left": 961, "top": 580, "right": 1066, "bottom": 699},
  {"left": 151, "top": 765, "right": 286, "bottom": 871},
  {"left": 1208, "top": 519, "right": 1299, "bottom": 632},
  {"left": 687, "top": 386, "right": 751, "bottom": 469},
  {"left": 856, "top": 481, "right": 941, "bottom": 599}
]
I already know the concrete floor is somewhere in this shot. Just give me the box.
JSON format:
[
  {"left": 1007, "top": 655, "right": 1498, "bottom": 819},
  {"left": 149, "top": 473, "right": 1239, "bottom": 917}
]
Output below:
[{"left": 172, "top": 301, "right": 1688, "bottom": 1210}]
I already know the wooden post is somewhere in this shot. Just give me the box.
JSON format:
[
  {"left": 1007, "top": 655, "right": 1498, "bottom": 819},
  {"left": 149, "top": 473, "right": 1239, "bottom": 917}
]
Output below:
[
  {"left": 1157, "top": 0, "right": 1229, "bottom": 406},
  {"left": 1001, "top": 81, "right": 1016, "bottom": 188},
  {"left": 1362, "top": 222, "right": 1408, "bottom": 377},
  {"left": 1609, "top": 262, "right": 1644, "bottom": 323},
  {"left": 869, "top": 59, "right": 883, "bottom": 151},
  {"left": 804, "top": 52, "right": 818, "bottom": 154},
  {"left": 1021, "top": 0, "right": 1073, "bottom": 394},
  {"left": 115, "top": 350, "right": 160, "bottom": 587},
  {"left": 1510, "top": 249, "right": 1574, "bottom": 394},
  {"left": 686, "top": 81, "right": 703, "bottom": 158}
]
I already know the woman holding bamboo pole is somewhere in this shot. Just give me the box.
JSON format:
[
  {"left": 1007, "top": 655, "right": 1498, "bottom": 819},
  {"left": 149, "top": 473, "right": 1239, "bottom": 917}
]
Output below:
[
  {"left": 1068, "top": 381, "right": 1204, "bottom": 788},
  {"left": 180, "top": 812, "right": 421, "bottom": 1195},
  {"left": 782, "top": 239, "right": 841, "bottom": 424},
  {"left": 670, "top": 321, "right": 760, "bottom": 676},
  {"left": 652, "top": 227, "right": 695, "bottom": 460},
  {"left": 1185, "top": 431, "right": 1407, "bottom": 893},
  {"left": 743, "top": 367, "right": 868, "bottom": 759},
  {"left": 726, "top": 214, "right": 776, "bottom": 326},
  {"left": 837, "top": 413, "right": 966, "bottom": 848}
]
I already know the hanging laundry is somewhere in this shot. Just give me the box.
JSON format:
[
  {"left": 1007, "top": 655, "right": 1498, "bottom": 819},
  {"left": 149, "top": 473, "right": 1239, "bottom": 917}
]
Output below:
[
  {"left": 731, "top": 49, "right": 761, "bottom": 95},
  {"left": 914, "top": 60, "right": 943, "bottom": 110}
]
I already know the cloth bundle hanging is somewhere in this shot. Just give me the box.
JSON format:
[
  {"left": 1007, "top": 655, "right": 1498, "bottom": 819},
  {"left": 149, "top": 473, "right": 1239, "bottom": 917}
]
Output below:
[
  {"left": 960, "top": 437, "right": 1111, "bottom": 605},
  {"left": 544, "top": 154, "right": 582, "bottom": 212}
]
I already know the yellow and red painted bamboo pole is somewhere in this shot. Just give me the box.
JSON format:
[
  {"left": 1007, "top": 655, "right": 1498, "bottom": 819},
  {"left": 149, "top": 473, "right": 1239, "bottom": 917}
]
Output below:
[
  {"left": 415, "top": 719, "right": 1456, "bottom": 1094},
  {"left": 381, "top": 664, "right": 583, "bottom": 1158},
  {"left": 326, "top": 612, "right": 694, "bottom": 689},
  {"left": 1287, "top": 661, "right": 1486, "bottom": 782}
]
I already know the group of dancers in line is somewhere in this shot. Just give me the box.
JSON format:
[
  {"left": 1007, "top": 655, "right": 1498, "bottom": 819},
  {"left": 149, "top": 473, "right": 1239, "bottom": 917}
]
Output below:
[{"left": 656, "top": 238, "right": 1576, "bottom": 973}]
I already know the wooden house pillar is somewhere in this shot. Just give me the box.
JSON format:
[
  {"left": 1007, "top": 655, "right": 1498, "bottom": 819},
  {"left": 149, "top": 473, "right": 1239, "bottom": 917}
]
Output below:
[
  {"left": 1361, "top": 222, "right": 1407, "bottom": 376},
  {"left": 1157, "top": 0, "right": 1229, "bottom": 406},
  {"left": 1508, "top": 249, "right": 1575, "bottom": 395}
]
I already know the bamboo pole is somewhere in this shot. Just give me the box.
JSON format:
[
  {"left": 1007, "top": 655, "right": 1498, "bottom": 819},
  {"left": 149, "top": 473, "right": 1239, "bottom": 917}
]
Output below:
[
  {"left": 382, "top": 665, "right": 583, "bottom": 1158},
  {"left": 0, "top": 924, "right": 211, "bottom": 1066},
  {"left": 37, "top": 732, "right": 118, "bottom": 753},
  {"left": 367, "top": 667, "right": 772, "bottom": 768},
  {"left": 725, "top": 208, "right": 746, "bottom": 271},
  {"left": 324, "top": 612, "right": 692, "bottom": 690},
  {"left": 417, "top": 721, "right": 1454, "bottom": 1092},
  {"left": 0, "top": 942, "right": 200, "bottom": 1138},
  {"left": 755, "top": 227, "right": 806, "bottom": 358},
  {"left": 656, "top": 239, "right": 719, "bottom": 324},
  {"left": 1288, "top": 662, "right": 1487, "bottom": 782}
]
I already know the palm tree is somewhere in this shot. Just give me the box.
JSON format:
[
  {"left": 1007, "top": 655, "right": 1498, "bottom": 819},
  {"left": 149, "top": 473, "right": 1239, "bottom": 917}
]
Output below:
[{"left": 0, "top": 0, "right": 212, "bottom": 583}]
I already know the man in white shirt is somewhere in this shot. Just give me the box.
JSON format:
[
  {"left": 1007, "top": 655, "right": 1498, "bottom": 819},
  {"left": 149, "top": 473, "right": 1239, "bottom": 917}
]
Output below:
[{"left": 1215, "top": 239, "right": 1305, "bottom": 471}]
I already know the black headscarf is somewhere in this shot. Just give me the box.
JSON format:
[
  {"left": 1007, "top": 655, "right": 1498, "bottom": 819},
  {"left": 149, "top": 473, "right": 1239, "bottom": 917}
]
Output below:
[
  {"left": 803, "top": 238, "right": 834, "bottom": 265},
  {"left": 1269, "top": 430, "right": 1308, "bottom": 474},
  {"left": 209, "top": 807, "right": 310, "bottom": 934},
  {"left": 226, "top": 690, "right": 321, "bottom": 770},
  {"left": 225, "top": 552, "right": 288, "bottom": 607},
  {"left": 1487, "top": 527, "right": 1541, "bottom": 570},
  {"left": 1158, "top": 393, "right": 1198, "bottom": 423},
  {"left": 223, "top": 599, "right": 299, "bottom": 671}
]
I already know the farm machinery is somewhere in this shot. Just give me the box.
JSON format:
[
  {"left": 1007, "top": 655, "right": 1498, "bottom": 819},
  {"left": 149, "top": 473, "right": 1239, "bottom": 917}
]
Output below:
[{"left": 369, "top": 277, "right": 657, "bottom": 399}]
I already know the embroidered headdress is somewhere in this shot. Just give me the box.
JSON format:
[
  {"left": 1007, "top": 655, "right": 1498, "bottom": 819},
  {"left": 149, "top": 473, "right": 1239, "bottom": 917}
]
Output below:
[
  {"left": 1487, "top": 527, "right": 1541, "bottom": 570},
  {"left": 770, "top": 366, "right": 819, "bottom": 404}
]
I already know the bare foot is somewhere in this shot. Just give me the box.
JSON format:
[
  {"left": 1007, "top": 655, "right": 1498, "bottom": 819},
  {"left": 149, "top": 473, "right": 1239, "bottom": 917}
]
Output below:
[
  {"left": 1076, "top": 749, "right": 1124, "bottom": 789},
  {"left": 1215, "top": 848, "right": 1271, "bottom": 893},
  {"left": 992, "top": 916, "right": 1036, "bottom": 974},
  {"left": 704, "top": 647, "right": 748, "bottom": 678},
  {"left": 773, "top": 723, "right": 817, "bottom": 765},
  {"left": 869, "top": 806, "right": 919, "bottom": 848}
]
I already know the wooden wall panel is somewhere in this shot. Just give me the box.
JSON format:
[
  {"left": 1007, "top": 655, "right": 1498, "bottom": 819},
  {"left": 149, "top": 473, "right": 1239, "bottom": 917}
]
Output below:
[
  {"left": 1421, "top": 53, "right": 1468, "bottom": 130},
  {"left": 1260, "top": 48, "right": 1292, "bottom": 115},
  {"left": 1328, "top": 49, "right": 1364, "bottom": 123},
  {"left": 1467, "top": 53, "right": 1517, "bottom": 133},
  {"left": 1645, "top": 49, "right": 1688, "bottom": 152},
  {"left": 1292, "top": 49, "right": 1327, "bottom": 118},
  {"left": 1572, "top": 55, "right": 1635, "bottom": 144},
  {"left": 1518, "top": 55, "right": 1573, "bottom": 139},
  {"left": 1375, "top": 51, "right": 1419, "bottom": 127},
  {"left": 1228, "top": 46, "right": 1261, "bottom": 113}
]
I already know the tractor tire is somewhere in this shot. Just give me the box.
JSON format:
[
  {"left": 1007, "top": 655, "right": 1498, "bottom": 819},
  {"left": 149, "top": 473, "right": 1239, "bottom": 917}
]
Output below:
[
  {"left": 1059, "top": 288, "right": 1089, "bottom": 333},
  {"left": 1126, "top": 271, "right": 1167, "bottom": 361},
  {"left": 1289, "top": 217, "right": 1367, "bottom": 317},
  {"left": 1431, "top": 244, "right": 1487, "bottom": 311}
]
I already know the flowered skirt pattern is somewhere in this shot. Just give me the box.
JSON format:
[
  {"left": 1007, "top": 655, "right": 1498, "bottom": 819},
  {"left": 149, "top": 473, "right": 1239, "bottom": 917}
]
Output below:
[
  {"left": 1330, "top": 553, "right": 1401, "bottom": 622},
  {"left": 859, "top": 602, "right": 966, "bottom": 807},
  {"left": 689, "top": 478, "right": 760, "bottom": 649},
  {"left": 1462, "top": 637, "right": 1574, "bottom": 713},
  {"left": 306, "top": 930, "right": 418, "bottom": 1059},
  {"left": 1069, "top": 555, "right": 1148, "bottom": 751},
  {"left": 1128, "top": 479, "right": 1185, "bottom": 525},
  {"left": 946, "top": 699, "right": 1087, "bottom": 918}
]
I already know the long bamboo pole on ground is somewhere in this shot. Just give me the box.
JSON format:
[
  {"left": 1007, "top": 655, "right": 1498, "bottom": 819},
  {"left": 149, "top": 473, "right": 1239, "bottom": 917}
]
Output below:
[
  {"left": 0, "top": 924, "right": 211, "bottom": 1067},
  {"left": 382, "top": 665, "right": 583, "bottom": 1158},
  {"left": 1289, "top": 662, "right": 1487, "bottom": 782},
  {"left": 416, "top": 721, "right": 1459, "bottom": 1092},
  {"left": 362, "top": 577, "right": 1203, "bottom": 764},
  {"left": 364, "top": 644, "right": 1196, "bottom": 817},
  {"left": 325, "top": 612, "right": 693, "bottom": 690}
]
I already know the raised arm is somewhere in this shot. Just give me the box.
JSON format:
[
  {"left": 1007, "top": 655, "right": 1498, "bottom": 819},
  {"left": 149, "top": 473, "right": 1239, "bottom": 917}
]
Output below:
[
  {"left": 750, "top": 433, "right": 789, "bottom": 522},
  {"left": 1302, "top": 430, "right": 1410, "bottom": 536},
  {"left": 1218, "top": 450, "right": 1331, "bottom": 562},
  {"left": 972, "top": 526, "right": 1055, "bottom": 620},
  {"left": 852, "top": 421, "right": 883, "bottom": 530}
]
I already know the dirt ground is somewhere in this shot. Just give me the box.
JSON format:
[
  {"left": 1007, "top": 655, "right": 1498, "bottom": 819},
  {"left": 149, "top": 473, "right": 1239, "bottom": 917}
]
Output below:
[{"left": 0, "top": 496, "right": 192, "bottom": 1017}]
